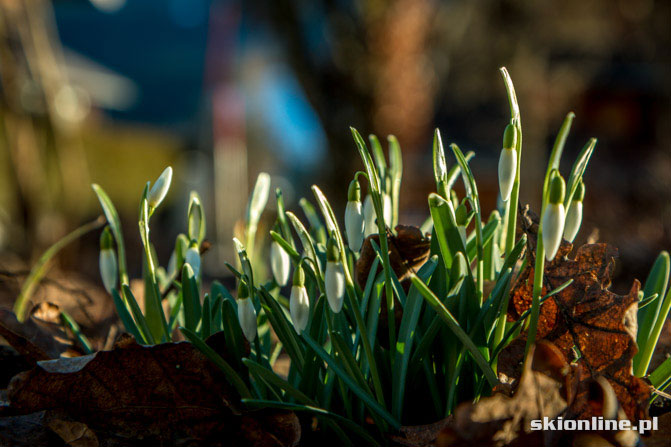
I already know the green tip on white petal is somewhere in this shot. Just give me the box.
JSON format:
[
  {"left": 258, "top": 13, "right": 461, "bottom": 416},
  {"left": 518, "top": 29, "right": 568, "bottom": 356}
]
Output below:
[
  {"left": 548, "top": 171, "right": 566, "bottom": 205},
  {"left": 326, "top": 233, "right": 340, "bottom": 262},
  {"left": 575, "top": 180, "right": 586, "bottom": 202},
  {"left": 293, "top": 264, "right": 305, "bottom": 287},
  {"left": 502, "top": 123, "right": 517, "bottom": 150},
  {"left": 100, "top": 226, "right": 114, "bottom": 251},
  {"left": 237, "top": 280, "right": 249, "bottom": 299},
  {"left": 347, "top": 179, "right": 361, "bottom": 202}
]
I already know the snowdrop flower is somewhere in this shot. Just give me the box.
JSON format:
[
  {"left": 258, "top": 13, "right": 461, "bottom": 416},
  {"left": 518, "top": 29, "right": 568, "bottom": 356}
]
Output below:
[
  {"left": 563, "top": 180, "right": 585, "bottom": 243},
  {"left": 498, "top": 124, "right": 518, "bottom": 202},
  {"left": 185, "top": 241, "right": 201, "bottom": 277},
  {"left": 345, "top": 179, "right": 365, "bottom": 251},
  {"left": 363, "top": 194, "right": 392, "bottom": 238},
  {"left": 99, "top": 226, "right": 117, "bottom": 293},
  {"left": 289, "top": 265, "right": 310, "bottom": 334},
  {"left": 270, "top": 241, "right": 291, "bottom": 286},
  {"left": 542, "top": 172, "right": 566, "bottom": 261},
  {"left": 237, "top": 282, "right": 257, "bottom": 342},
  {"left": 147, "top": 166, "right": 172, "bottom": 209},
  {"left": 325, "top": 236, "right": 345, "bottom": 313}
]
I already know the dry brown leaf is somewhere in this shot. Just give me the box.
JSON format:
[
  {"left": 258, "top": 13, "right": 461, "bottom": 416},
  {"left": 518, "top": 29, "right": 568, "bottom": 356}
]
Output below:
[
  {"left": 0, "top": 411, "right": 60, "bottom": 446},
  {"left": 357, "top": 225, "right": 431, "bottom": 347},
  {"left": 390, "top": 418, "right": 451, "bottom": 446},
  {"left": 6, "top": 333, "right": 299, "bottom": 446},
  {"left": 0, "top": 308, "right": 72, "bottom": 362},
  {"left": 503, "top": 206, "right": 650, "bottom": 423},
  {"left": 436, "top": 341, "right": 569, "bottom": 447},
  {"left": 46, "top": 415, "right": 99, "bottom": 447},
  {"left": 356, "top": 225, "right": 431, "bottom": 291}
]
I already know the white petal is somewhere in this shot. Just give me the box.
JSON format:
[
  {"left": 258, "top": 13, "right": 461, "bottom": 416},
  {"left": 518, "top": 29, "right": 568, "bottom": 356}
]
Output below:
[
  {"left": 325, "top": 261, "right": 345, "bottom": 313},
  {"left": 237, "top": 297, "right": 257, "bottom": 342},
  {"left": 363, "top": 195, "right": 376, "bottom": 238},
  {"left": 185, "top": 247, "right": 201, "bottom": 277},
  {"left": 270, "top": 242, "right": 291, "bottom": 286},
  {"left": 290, "top": 286, "right": 310, "bottom": 334},
  {"left": 147, "top": 166, "right": 172, "bottom": 208},
  {"left": 542, "top": 203, "right": 565, "bottom": 261},
  {"left": 498, "top": 148, "right": 517, "bottom": 202},
  {"left": 99, "top": 249, "right": 117, "bottom": 293},
  {"left": 563, "top": 201, "right": 582, "bottom": 243},
  {"left": 345, "top": 201, "right": 365, "bottom": 251},
  {"left": 363, "top": 194, "right": 392, "bottom": 238}
]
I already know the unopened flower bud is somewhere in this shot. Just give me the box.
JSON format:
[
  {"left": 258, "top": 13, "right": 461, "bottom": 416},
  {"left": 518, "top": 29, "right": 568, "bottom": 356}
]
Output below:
[
  {"left": 185, "top": 241, "right": 201, "bottom": 277},
  {"left": 99, "top": 227, "right": 117, "bottom": 293},
  {"left": 187, "top": 193, "right": 205, "bottom": 243},
  {"left": 325, "top": 236, "right": 345, "bottom": 313},
  {"left": 237, "top": 282, "right": 257, "bottom": 342},
  {"left": 270, "top": 241, "right": 291, "bottom": 286},
  {"left": 147, "top": 166, "right": 172, "bottom": 209},
  {"left": 290, "top": 265, "right": 309, "bottom": 334},
  {"left": 498, "top": 124, "right": 518, "bottom": 202},
  {"left": 345, "top": 180, "right": 365, "bottom": 251},
  {"left": 563, "top": 181, "right": 585, "bottom": 242},
  {"left": 543, "top": 173, "right": 566, "bottom": 261}
]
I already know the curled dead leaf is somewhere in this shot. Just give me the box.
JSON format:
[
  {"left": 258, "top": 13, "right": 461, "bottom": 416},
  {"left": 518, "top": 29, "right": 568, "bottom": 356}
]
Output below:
[
  {"left": 0, "top": 308, "right": 73, "bottom": 363},
  {"left": 357, "top": 225, "right": 431, "bottom": 347},
  {"left": 503, "top": 206, "right": 650, "bottom": 423},
  {"left": 6, "top": 333, "right": 299, "bottom": 446}
]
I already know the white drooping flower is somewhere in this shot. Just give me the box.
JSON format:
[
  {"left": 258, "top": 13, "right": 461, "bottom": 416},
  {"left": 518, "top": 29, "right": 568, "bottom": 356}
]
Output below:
[
  {"left": 563, "top": 181, "right": 585, "bottom": 243},
  {"left": 325, "top": 236, "right": 345, "bottom": 313},
  {"left": 289, "top": 266, "right": 310, "bottom": 334},
  {"left": 270, "top": 241, "right": 291, "bottom": 286},
  {"left": 147, "top": 166, "right": 172, "bottom": 209},
  {"left": 498, "top": 123, "right": 518, "bottom": 202},
  {"left": 99, "top": 227, "right": 117, "bottom": 293},
  {"left": 363, "top": 194, "right": 392, "bottom": 238},
  {"left": 237, "top": 282, "right": 257, "bottom": 342},
  {"left": 345, "top": 179, "right": 365, "bottom": 251},
  {"left": 542, "top": 173, "right": 566, "bottom": 261},
  {"left": 185, "top": 242, "right": 201, "bottom": 277}
]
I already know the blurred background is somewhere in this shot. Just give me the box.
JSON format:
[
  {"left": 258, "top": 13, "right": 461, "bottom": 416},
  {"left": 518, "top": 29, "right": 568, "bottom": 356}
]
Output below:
[{"left": 0, "top": 0, "right": 669, "bottom": 321}]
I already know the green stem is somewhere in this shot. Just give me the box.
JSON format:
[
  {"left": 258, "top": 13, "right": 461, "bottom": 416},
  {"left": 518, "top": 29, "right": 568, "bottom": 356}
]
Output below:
[
  {"left": 524, "top": 233, "right": 546, "bottom": 356},
  {"left": 14, "top": 216, "right": 105, "bottom": 321}
]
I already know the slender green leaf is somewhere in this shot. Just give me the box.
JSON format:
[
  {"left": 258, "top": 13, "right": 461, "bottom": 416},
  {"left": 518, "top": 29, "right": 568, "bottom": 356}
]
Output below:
[
  {"left": 410, "top": 275, "right": 498, "bottom": 387},
  {"left": 180, "top": 327, "right": 252, "bottom": 399},
  {"left": 302, "top": 334, "right": 400, "bottom": 430},
  {"left": 392, "top": 258, "right": 437, "bottom": 420}
]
